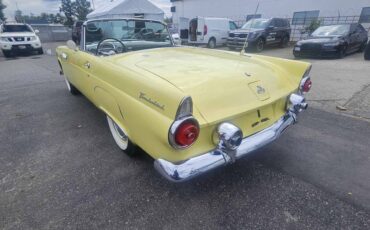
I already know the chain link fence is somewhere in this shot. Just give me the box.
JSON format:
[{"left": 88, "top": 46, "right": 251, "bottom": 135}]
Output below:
[{"left": 31, "top": 25, "right": 72, "bottom": 42}]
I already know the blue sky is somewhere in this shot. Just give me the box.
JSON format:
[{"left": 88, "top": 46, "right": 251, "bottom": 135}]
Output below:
[{"left": 3, "top": 0, "right": 171, "bottom": 18}]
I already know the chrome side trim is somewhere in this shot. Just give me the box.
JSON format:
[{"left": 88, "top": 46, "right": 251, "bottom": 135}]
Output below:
[
  {"left": 154, "top": 94, "right": 307, "bottom": 182},
  {"left": 175, "top": 96, "right": 193, "bottom": 120}
]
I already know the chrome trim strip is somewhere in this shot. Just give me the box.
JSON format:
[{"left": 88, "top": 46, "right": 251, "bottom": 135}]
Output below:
[
  {"left": 154, "top": 95, "right": 306, "bottom": 182},
  {"left": 175, "top": 96, "right": 193, "bottom": 120}
]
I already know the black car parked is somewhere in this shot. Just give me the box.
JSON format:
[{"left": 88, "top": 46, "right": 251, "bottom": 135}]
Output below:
[
  {"left": 365, "top": 41, "right": 370, "bottom": 60},
  {"left": 293, "top": 24, "right": 368, "bottom": 59},
  {"left": 227, "top": 18, "right": 291, "bottom": 52},
  {"left": 72, "top": 21, "right": 83, "bottom": 44}
]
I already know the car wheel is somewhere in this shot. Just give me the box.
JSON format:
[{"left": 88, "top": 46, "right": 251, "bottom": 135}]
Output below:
[
  {"left": 358, "top": 42, "right": 367, "bottom": 52},
  {"left": 365, "top": 44, "right": 370, "bottom": 60},
  {"left": 64, "top": 77, "right": 80, "bottom": 95},
  {"left": 338, "top": 45, "right": 347, "bottom": 59},
  {"left": 254, "top": 38, "right": 265, "bottom": 52},
  {"left": 37, "top": 48, "right": 44, "bottom": 55},
  {"left": 107, "top": 116, "right": 136, "bottom": 156},
  {"left": 2, "top": 50, "right": 12, "bottom": 58},
  {"left": 207, "top": 38, "right": 216, "bottom": 49}
]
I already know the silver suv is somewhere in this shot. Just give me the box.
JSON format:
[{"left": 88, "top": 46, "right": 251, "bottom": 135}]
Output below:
[{"left": 0, "top": 22, "right": 43, "bottom": 57}]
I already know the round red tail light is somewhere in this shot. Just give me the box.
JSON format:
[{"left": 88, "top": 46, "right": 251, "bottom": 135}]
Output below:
[
  {"left": 302, "top": 78, "right": 312, "bottom": 92},
  {"left": 174, "top": 120, "right": 199, "bottom": 147}
]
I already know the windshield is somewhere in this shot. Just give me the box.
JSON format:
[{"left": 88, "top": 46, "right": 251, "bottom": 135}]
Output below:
[
  {"left": 241, "top": 19, "right": 270, "bottom": 30},
  {"left": 85, "top": 19, "right": 173, "bottom": 55},
  {"left": 311, "top": 25, "right": 350, "bottom": 36},
  {"left": 3, "top": 25, "right": 33, "bottom": 33}
]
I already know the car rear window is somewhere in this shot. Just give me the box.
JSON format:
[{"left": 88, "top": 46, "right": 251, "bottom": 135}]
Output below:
[{"left": 3, "top": 25, "right": 33, "bottom": 33}]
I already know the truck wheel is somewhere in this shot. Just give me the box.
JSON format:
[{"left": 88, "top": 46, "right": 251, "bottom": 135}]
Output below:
[
  {"left": 254, "top": 38, "right": 265, "bottom": 52},
  {"left": 64, "top": 77, "right": 80, "bottom": 95},
  {"left": 207, "top": 38, "right": 216, "bottom": 49},
  {"left": 2, "top": 50, "right": 12, "bottom": 58},
  {"left": 107, "top": 116, "right": 136, "bottom": 156},
  {"left": 358, "top": 42, "right": 367, "bottom": 52},
  {"left": 280, "top": 36, "right": 289, "bottom": 48}
]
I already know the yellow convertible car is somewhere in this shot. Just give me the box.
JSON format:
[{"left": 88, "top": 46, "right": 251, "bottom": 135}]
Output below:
[{"left": 56, "top": 18, "right": 312, "bottom": 182}]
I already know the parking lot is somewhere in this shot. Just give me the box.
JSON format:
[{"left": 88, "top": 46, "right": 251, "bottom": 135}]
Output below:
[{"left": 1, "top": 43, "right": 370, "bottom": 229}]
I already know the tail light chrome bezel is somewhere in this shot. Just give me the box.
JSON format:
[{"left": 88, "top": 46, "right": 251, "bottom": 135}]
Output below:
[
  {"left": 169, "top": 96, "right": 200, "bottom": 149},
  {"left": 299, "top": 76, "right": 312, "bottom": 94},
  {"left": 168, "top": 116, "right": 199, "bottom": 149},
  {"left": 299, "top": 66, "right": 312, "bottom": 94}
]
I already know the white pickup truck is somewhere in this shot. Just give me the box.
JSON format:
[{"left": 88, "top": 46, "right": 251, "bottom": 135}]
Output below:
[{"left": 0, "top": 22, "right": 43, "bottom": 57}]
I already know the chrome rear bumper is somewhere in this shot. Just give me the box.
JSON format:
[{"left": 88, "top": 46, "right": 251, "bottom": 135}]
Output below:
[{"left": 154, "top": 94, "right": 307, "bottom": 182}]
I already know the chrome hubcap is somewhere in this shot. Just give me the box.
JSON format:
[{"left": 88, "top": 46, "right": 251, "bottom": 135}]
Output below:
[
  {"left": 113, "top": 122, "right": 128, "bottom": 143},
  {"left": 64, "top": 78, "right": 71, "bottom": 91}
]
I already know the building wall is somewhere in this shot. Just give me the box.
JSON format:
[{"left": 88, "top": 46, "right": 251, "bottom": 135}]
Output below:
[{"left": 171, "top": 0, "right": 370, "bottom": 24}]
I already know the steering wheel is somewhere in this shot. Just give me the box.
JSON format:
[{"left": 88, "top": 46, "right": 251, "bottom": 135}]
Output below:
[{"left": 96, "top": 38, "right": 127, "bottom": 56}]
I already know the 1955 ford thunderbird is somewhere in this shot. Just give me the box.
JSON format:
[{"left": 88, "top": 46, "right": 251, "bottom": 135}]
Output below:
[{"left": 56, "top": 18, "right": 312, "bottom": 182}]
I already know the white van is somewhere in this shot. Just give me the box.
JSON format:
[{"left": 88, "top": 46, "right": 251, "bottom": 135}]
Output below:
[{"left": 180, "top": 17, "right": 238, "bottom": 48}]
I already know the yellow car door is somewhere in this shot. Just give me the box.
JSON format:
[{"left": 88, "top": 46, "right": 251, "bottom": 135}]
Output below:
[
  {"left": 59, "top": 47, "right": 89, "bottom": 95},
  {"left": 77, "top": 51, "right": 123, "bottom": 122},
  {"left": 70, "top": 51, "right": 96, "bottom": 100}
]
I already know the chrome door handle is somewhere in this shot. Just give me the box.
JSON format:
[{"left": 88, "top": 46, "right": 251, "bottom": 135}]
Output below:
[{"left": 84, "top": 62, "right": 91, "bottom": 69}]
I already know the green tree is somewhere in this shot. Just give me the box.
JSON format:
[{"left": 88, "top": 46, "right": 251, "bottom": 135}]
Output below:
[
  {"left": 54, "top": 13, "right": 66, "bottom": 24},
  {"left": 60, "top": 0, "right": 74, "bottom": 26},
  {"left": 72, "top": 0, "right": 92, "bottom": 21}
]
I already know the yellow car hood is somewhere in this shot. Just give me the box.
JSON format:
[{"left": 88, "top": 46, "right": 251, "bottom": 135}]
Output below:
[{"left": 111, "top": 47, "right": 300, "bottom": 123}]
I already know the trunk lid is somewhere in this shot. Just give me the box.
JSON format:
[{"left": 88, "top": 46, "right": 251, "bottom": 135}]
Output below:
[{"left": 112, "top": 47, "right": 298, "bottom": 124}]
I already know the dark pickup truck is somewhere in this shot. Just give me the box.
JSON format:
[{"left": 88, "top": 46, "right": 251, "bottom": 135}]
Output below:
[
  {"left": 72, "top": 21, "right": 84, "bottom": 44},
  {"left": 227, "top": 18, "right": 291, "bottom": 52}
]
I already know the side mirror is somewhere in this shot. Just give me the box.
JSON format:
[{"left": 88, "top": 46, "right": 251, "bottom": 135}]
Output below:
[
  {"left": 267, "top": 25, "right": 275, "bottom": 30},
  {"left": 67, "top": 40, "right": 78, "bottom": 51},
  {"left": 34, "top": 29, "right": 39, "bottom": 34}
]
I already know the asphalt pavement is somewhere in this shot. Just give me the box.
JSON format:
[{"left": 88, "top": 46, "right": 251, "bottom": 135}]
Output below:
[{"left": 0, "top": 48, "right": 370, "bottom": 229}]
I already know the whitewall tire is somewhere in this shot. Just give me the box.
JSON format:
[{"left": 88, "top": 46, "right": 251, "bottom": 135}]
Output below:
[
  {"left": 107, "top": 116, "right": 136, "bottom": 156},
  {"left": 64, "top": 77, "right": 80, "bottom": 95}
]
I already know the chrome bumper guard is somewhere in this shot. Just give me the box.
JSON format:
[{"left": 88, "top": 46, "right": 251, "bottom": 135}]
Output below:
[{"left": 154, "top": 93, "right": 307, "bottom": 182}]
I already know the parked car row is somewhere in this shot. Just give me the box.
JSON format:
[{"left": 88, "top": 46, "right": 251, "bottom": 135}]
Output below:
[
  {"left": 0, "top": 22, "right": 43, "bottom": 57},
  {"left": 177, "top": 16, "right": 369, "bottom": 60}
]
